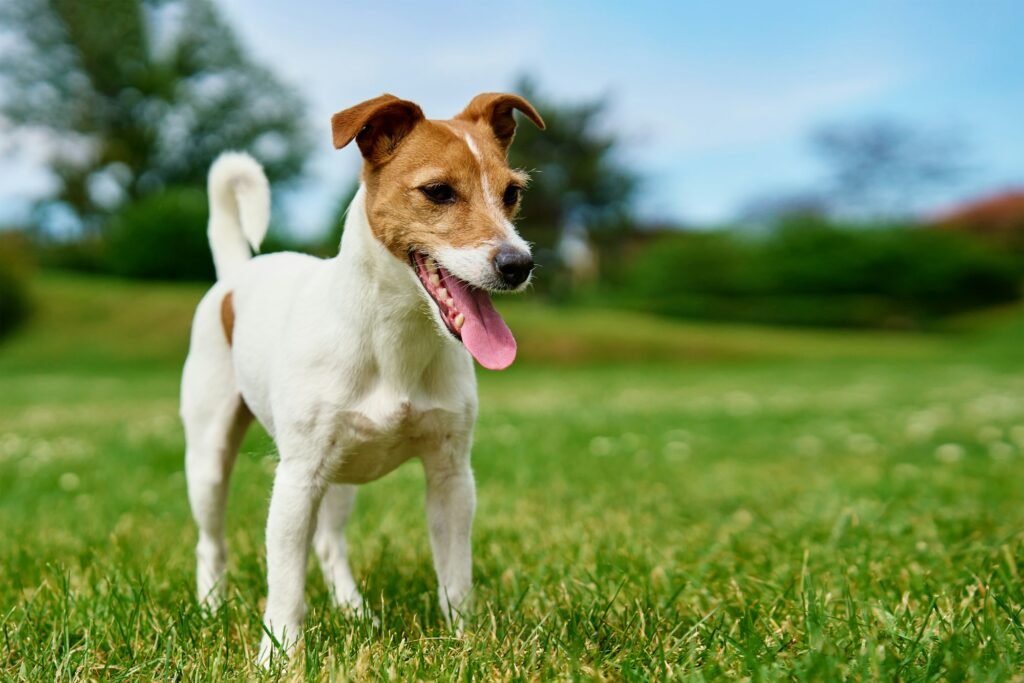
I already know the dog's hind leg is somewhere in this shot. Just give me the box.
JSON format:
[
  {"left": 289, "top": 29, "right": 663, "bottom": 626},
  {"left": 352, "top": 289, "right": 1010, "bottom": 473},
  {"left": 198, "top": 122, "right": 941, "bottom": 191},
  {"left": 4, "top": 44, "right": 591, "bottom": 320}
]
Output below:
[
  {"left": 181, "top": 293, "right": 252, "bottom": 610},
  {"left": 313, "top": 484, "right": 364, "bottom": 611}
]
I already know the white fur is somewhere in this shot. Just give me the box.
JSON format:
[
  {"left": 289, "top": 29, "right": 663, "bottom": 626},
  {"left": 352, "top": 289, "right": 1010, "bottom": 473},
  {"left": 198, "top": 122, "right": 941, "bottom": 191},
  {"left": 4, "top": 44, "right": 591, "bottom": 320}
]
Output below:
[
  {"left": 461, "top": 132, "right": 531, "bottom": 255},
  {"left": 182, "top": 173, "right": 479, "bottom": 666},
  {"left": 436, "top": 243, "right": 500, "bottom": 288},
  {"left": 206, "top": 152, "right": 270, "bottom": 279}
]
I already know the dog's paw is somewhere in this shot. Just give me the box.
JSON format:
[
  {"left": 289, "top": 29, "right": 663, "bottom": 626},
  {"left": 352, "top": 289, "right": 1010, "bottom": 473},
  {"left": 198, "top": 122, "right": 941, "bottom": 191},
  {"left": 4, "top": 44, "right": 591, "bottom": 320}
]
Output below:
[
  {"left": 439, "top": 593, "right": 473, "bottom": 636},
  {"left": 197, "top": 585, "right": 225, "bottom": 614},
  {"left": 332, "top": 587, "right": 365, "bottom": 612},
  {"left": 334, "top": 592, "right": 381, "bottom": 627},
  {"left": 256, "top": 624, "right": 302, "bottom": 669}
]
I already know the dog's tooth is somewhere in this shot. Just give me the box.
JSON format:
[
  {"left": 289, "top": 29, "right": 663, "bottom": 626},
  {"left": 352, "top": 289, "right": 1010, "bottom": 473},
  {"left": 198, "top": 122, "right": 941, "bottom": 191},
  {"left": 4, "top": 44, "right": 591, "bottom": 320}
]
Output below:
[
  {"left": 454, "top": 313, "right": 465, "bottom": 330},
  {"left": 429, "top": 273, "right": 440, "bottom": 286},
  {"left": 426, "top": 259, "right": 438, "bottom": 274},
  {"left": 446, "top": 298, "right": 455, "bottom": 308},
  {"left": 436, "top": 287, "right": 448, "bottom": 299}
]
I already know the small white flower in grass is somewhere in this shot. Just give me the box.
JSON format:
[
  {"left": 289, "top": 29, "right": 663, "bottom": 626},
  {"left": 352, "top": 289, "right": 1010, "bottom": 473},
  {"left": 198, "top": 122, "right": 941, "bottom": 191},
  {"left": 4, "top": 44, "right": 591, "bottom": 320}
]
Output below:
[
  {"left": 967, "top": 394, "right": 1019, "bottom": 421},
  {"left": 768, "top": 389, "right": 803, "bottom": 410},
  {"left": 495, "top": 424, "right": 519, "bottom": 444},
  {"left": 976, "top": 425, "right": 1002, "bottom": 444},
  {"left": 731, "top": 508, "right": 754, "bottom": 526},
  {"left": 589, "top": 436, "right": 613, "bottom": 456},
  {"left": 663, "top": 441, "right": 690, "bottom": 461},
  {"left": 795, "top": 435, "right": 822, "bottom": 456},
  {"left": 650, "top": 565, "right": 666, "bottom": 586},
  {"left": 621, "top": 432, "right": 642, "bottom": 450},
  {"left": 905, "top": 410, "right": 940, "bottom": 442},
  {"left": 847, "top": 433, "right": 878, "bottom": 455},
  {"left": 0, "top": 433, "right": 25, "bottom": 458},
  {"left": 724, "top": 391, "right": 759, "bottom": 416},
  {"left": 59, "top": 472, "right": 80, "bottom": 492},
  {"left": 935, "top": 443, "right": 964, "bottom": 463},
  {"left": 988, "top": 442, "right": 1014, "bottom": 461},
  {"left": 665, "top": 429, "right": 691, "bottom": 442},
  {"left": 893, "top": 463, "right": 920, "bottom": 479}
]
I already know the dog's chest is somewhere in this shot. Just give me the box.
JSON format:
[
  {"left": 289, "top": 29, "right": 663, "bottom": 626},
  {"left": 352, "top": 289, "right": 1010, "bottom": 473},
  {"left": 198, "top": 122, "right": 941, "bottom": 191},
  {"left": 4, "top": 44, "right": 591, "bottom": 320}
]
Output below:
[{"left": 316, "top": 397, "right": 471, "bottom": 484}]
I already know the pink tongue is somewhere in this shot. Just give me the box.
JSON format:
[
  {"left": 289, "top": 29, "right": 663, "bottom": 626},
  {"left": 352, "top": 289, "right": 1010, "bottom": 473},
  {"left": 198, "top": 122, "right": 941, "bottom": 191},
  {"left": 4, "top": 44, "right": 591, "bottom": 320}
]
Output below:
[{"left": 442, "top": 269, "right": 517, "bottom": 370}]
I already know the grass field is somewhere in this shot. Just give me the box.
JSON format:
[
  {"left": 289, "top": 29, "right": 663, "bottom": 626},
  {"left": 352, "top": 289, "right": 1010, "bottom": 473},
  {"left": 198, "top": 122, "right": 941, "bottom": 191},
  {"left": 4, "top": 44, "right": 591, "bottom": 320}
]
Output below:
[{"left": 2, "top": 273, "right": 1024, "bottom": 680}]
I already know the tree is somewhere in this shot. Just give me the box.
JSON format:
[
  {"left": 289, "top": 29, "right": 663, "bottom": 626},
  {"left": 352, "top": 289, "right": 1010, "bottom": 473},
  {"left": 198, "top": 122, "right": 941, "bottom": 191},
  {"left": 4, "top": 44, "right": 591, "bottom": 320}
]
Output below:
[
  {"left": 507, "top": 77, "right": 638, "bottom": 249},
  {"left": 0, "top": 0, "right": 311, "bottom": 231},
  {"left": 810, "top": 118, "right": 966, "bottom": 219}
]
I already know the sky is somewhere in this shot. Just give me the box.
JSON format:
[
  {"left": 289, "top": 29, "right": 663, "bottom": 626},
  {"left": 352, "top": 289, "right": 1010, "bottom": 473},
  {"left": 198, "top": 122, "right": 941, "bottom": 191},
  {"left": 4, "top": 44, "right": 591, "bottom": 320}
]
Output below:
[{"left": 1, "top": 1, "right": 1023, "bottom": 238}]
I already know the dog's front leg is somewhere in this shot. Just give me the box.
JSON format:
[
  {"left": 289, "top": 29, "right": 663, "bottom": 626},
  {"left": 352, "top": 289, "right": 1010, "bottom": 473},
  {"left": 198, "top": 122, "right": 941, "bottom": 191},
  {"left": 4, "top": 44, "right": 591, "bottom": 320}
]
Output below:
[
  {"left": 423, "top": 445, "right": 475, "bottom": 630},
  {"left": 257, "top": 458, "right": 325, "bottom": 667}
]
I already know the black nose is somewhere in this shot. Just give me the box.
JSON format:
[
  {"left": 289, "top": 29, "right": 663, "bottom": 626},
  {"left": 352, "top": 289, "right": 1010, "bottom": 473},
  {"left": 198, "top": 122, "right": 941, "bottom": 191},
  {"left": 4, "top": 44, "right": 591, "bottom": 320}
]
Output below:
[{"left": 494, "top": 247, "right": 534, "bottom": 288}]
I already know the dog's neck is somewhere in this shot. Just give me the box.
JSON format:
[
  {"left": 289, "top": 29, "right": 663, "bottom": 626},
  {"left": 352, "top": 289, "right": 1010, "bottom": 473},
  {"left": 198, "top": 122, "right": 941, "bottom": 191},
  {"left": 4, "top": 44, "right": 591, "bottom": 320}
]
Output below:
[{"left": 331, "top": 185, "right": 448, "bottom": 378}]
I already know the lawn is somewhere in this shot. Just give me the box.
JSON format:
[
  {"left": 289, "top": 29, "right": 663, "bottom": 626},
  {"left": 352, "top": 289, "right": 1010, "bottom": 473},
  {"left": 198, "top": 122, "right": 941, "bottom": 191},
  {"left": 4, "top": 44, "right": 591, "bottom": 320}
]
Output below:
[{"left": 2, "top": 273, "right": 1024, "bottom": 680}]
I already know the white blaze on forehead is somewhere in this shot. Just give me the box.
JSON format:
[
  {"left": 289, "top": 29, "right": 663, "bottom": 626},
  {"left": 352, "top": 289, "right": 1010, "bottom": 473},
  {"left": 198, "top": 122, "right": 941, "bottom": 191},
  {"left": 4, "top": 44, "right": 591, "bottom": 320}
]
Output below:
[{"left": 461, "top": 131, "right": 530, "bottom": 253}]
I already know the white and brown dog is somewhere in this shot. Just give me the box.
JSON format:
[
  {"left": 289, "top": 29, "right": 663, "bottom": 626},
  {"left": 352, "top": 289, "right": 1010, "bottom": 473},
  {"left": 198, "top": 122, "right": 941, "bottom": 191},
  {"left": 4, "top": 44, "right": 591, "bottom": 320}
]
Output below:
[{"left": 179, "top": 93, "right": 544, "bottom": 663}]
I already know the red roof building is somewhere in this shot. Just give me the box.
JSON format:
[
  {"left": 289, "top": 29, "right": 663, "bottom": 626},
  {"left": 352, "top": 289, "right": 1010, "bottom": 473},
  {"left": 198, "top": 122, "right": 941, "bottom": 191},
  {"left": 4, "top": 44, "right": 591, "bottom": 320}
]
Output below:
[{"left": 934, "top": 190, "right": 1024, "bottom": 249}]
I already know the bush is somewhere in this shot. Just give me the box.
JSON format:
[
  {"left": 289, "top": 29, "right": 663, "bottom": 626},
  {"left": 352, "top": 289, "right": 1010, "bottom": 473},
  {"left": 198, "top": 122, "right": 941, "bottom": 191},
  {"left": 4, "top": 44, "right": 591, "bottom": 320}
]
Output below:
[
  {"left": 0, "top": 232, "right": 34, "bottom": 339},
  {"left": 35, "top": 235, "right": 107, "bottom": 273},
  {"left": 102, "top": 187, "right": 310, "bottom": 281},
  {"left": 105, "top": 188, "right": 216, "bottom": 281},
  {"left": 618, "top": 218, "right": 1021, "bottom": 328}
]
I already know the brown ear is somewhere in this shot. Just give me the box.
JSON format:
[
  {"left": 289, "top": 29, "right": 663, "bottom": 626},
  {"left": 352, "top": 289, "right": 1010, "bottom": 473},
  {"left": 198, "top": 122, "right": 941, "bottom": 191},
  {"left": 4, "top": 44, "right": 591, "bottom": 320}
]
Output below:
[
  {"left": 331, "top": 94, "right": 425, "bottom": 163},
  {"left": 456, "top": 92, "right": 545, "bottom": 151}
]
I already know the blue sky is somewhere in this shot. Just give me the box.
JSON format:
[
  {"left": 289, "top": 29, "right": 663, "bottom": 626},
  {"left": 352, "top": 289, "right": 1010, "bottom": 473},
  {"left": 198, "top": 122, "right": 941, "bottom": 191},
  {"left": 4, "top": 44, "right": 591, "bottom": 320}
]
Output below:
[{"left": 1, "top": 1, "right": 1022, "bottom": 237}]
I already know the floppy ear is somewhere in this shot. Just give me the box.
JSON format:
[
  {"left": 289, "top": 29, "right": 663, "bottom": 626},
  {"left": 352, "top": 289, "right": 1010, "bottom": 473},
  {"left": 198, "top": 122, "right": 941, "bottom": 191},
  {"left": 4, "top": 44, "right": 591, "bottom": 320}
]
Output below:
[
  {"left": 330, "top": 94, "right": 425, "bottom": 163},
  {"left": 456, "top": 92, "right": 545, "bottom": 152}
]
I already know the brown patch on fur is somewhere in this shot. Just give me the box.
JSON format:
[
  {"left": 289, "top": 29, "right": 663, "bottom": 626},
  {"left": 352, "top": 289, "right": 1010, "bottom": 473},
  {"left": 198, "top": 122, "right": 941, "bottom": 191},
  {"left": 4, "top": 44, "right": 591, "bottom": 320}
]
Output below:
[
  {"left": 329, "top": 92, "right": 544, "bottom": 262},
  {"left": 220, "top": 291, "right": 235, "bottom": 346},
  {"left": 455, "top": 93, "right": 545, "bottom": 151},
  {"left": 330, "top": 94, "right": 424, "bottom": 163}
]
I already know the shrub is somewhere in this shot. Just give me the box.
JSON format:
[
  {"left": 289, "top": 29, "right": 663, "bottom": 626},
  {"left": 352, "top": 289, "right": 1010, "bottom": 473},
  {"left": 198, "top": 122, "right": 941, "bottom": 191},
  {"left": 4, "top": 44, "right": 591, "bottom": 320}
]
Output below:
[
  {"left": 618, "top": 219, "right": 1021, "bottom": 328},
  {"left": 35, "top": 235, "right": 107, "bottom": 273},
  {"left": 0, "top": 232, "right": 34, "bottom": 339},
  {"left": 105, "top": 188, "right": 216, "bottom": 281}
]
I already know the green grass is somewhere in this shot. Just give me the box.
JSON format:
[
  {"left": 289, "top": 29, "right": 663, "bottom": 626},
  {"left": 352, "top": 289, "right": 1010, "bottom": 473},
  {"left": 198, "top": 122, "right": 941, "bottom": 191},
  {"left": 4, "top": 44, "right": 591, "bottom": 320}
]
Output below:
[{"left": 2, "top": 272, "right": 1024, "bottom": 680}]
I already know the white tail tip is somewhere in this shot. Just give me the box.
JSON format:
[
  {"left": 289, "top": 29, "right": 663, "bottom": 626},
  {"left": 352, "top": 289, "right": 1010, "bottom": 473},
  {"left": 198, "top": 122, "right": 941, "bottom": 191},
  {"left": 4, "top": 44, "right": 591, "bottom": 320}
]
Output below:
[{"left": 207, "top": 152, "right": 271, "bottom": 280}]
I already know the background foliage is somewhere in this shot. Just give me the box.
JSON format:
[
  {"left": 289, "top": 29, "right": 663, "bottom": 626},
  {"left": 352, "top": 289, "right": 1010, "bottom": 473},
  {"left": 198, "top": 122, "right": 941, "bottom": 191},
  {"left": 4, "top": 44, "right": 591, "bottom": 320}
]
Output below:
[
  {"left": 2, "top": 2, "right": 1019, "bottom": 333},
  {"left": 617, "top": 219, "right": 1021, "bottom": 328},
  {"left": 0, "top": 233, "right": 32, "bottom": 339},
  {"left": 0, "top": 0, "right": 311, "bottom": 231}
]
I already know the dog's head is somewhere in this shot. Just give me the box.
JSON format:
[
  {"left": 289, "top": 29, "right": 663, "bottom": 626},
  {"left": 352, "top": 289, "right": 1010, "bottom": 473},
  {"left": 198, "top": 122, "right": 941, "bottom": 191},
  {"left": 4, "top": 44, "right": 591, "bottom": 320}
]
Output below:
[{"left": 331, "top": 93, "right": 545, "bottom": 370}]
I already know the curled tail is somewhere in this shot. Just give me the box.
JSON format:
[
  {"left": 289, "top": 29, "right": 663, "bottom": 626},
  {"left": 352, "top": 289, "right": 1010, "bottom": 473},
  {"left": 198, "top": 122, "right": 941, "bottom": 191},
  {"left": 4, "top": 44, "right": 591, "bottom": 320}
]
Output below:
[{"left": 207, "top": 152, "right": 270, "bottom": 280}]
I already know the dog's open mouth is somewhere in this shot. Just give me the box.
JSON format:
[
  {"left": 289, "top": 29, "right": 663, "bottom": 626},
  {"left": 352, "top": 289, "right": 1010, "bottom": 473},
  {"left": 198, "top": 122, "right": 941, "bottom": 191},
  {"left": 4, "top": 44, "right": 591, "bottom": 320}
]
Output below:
[{"left": 410, "top": 251, "right": 517, "bottom": 370}]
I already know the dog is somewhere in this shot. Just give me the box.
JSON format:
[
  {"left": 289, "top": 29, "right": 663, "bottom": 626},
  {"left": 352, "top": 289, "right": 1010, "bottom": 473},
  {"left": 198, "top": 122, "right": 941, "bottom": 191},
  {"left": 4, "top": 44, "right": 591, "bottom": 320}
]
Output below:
[{"left": 179, "top": 92, "right": 544, "bottom": 664}]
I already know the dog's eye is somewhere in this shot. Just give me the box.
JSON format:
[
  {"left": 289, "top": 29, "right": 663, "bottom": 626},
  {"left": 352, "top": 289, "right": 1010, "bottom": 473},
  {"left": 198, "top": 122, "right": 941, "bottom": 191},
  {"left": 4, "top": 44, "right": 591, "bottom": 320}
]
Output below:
[
  {"left": 502, "top": 184, "right": 521, "bottom": 207},
  {"left": 420, "top": 183, "right": 456, "bottom": 205}
]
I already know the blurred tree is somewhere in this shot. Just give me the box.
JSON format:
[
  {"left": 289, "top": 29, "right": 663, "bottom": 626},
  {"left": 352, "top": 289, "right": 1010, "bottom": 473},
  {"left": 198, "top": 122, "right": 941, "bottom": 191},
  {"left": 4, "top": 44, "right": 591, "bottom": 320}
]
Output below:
[
  {"left": 0, "top": 231, "right": 34, "bottom": 338},
  {"left": 0, "top": 0, "right": 311, "bottom": 231},
  {"left": 811, "top": 118, "right": 966, "bottom": 219},
  {"left": 507, "top": 77, "right": 638, "bottom": 250},
  {"left": 736, "top": 189, "right": 830, "bottom": 229}
]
